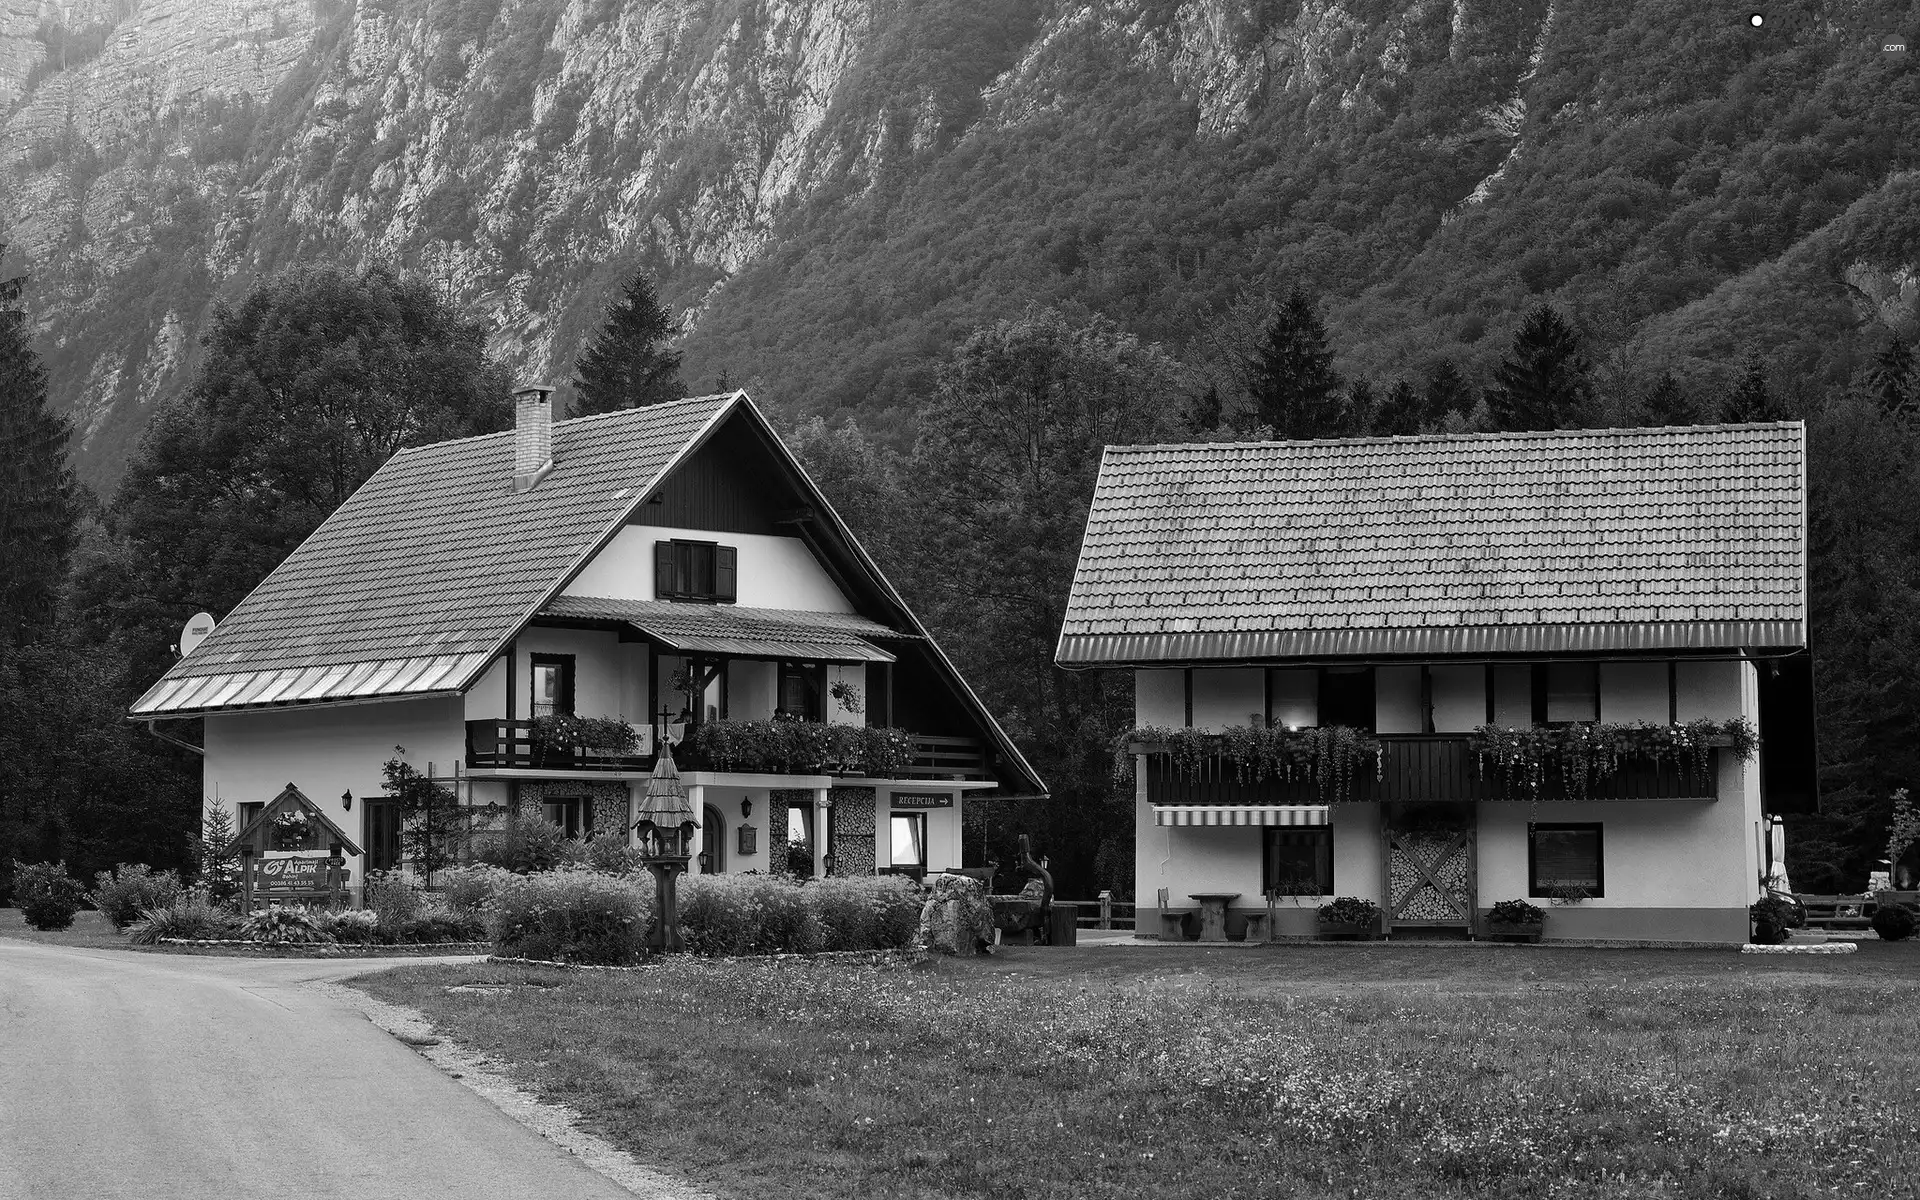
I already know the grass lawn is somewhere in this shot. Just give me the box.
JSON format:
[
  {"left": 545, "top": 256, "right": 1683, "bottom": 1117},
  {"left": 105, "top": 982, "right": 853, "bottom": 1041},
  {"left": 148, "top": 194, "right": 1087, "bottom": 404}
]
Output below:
[
  {"left": 0, "top": 908, "right": 150, "bottom": 950},
  {"left": 352, "top": 941, "right": 1919, "bottom": 1200}
]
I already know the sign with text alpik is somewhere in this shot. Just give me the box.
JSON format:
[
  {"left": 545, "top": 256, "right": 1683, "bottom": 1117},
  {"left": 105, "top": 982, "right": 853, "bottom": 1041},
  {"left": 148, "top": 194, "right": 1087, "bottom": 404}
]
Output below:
[
  {"left": 253, "top": 855, "right": 342, "bottom": 895},
  {"left": 890, "top": 792, "right": 954, "bottom": 810}
]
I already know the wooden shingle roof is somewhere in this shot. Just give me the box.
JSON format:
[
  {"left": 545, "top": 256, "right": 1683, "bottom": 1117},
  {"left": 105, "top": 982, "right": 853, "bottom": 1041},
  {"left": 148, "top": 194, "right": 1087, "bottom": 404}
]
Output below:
[
  {"left": 1056, "top": 423, "right": 1806, "bottom": 665},
  {"left": 132, "top": 394, "right": 737, "bottom": 714}
]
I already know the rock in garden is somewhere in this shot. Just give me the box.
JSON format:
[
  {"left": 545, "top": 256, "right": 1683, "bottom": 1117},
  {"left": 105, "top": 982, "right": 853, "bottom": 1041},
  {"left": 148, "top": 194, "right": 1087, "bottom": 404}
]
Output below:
[{"left": 919, "top": 874, "right": 994, "bottom": 956}]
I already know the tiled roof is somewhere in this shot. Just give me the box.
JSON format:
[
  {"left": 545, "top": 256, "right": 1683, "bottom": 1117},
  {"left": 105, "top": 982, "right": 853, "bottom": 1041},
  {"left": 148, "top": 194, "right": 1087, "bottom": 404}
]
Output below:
[
  {"left": 542, "top": 595, "right": 912, "bottom": 663},
  {"left": 132, "top": 395, "right": 737, "bottom": 714},
  {"left": 1057, "top": 423, "right": 1806, "bottom": 665}
]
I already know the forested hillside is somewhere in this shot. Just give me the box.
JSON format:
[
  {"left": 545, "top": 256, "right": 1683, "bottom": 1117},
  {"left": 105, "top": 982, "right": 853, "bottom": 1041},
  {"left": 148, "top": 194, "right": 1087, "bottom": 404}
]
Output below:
[{"left": 1, "top": 0, "right": 1915, "bottom": 483}]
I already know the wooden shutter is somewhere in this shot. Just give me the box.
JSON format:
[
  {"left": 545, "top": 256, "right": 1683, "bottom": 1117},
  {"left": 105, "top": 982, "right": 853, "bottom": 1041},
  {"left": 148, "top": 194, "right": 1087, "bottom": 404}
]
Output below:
[
  {"left": 715, "top": 545, "right": 737, "bottom": 603},
  {"left": 655, "top": 541, "right": 676, "bottom": 599}
]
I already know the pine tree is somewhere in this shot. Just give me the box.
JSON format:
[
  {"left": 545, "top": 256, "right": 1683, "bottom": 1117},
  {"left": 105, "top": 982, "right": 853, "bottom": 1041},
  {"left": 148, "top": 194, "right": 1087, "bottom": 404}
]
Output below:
[
  {"left": 1641, "top": 371, "right": 1693, "bottom": 426},
  {"left": 1485, "top": 305, "right": 1593, "bottom": 432},
  {"left": 1422, "top": 359, "right": 1473, "bottom": 423},
  {"left": 1249, "top": 287, "right": 1345, "bottom": 439},
  {"left": 1184, "top": 384, "right": 1223, "bottom": 436},
  {"left": 572, "top": 270, "right": 685, "bottom": 416},
  {"left": 1345, "top": 377, "right": 1378, "bottom": 434},
  {"left": 1372, "top": 379, "right": 1424, "bottom": 436},
  {"left": 1721, "top": 355, "right": 1774, "bottom": 422},
  {"left": 1868, "top": 338, "right": 1915, "bottom": 417},
  {"left": 0, "top": 263, "right": 78, "bottom": 648}
]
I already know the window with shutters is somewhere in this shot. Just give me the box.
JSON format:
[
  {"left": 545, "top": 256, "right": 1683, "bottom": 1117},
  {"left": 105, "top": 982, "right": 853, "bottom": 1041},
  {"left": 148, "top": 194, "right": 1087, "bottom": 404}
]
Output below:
[{"left": 654, "top": 539, "right": 738, "bottom": 603}]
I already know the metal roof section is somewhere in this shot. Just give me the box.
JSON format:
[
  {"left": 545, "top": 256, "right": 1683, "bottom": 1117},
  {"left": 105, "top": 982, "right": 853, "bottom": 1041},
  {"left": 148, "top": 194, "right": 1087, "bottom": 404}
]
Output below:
[
  {"left": 542, "top": 595, "right": 904, "bottom": 663},
  {"left": 1057, "top": 423, "right": 1807, "bottom": 666}
]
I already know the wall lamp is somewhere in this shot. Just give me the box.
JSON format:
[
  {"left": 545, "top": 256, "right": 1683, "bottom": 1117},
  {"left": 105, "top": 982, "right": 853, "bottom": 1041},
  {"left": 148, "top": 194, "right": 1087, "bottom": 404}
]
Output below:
[
  {"left": 741, "top": 797, "right": 753, "bottom": 818},
  {"left": 341, "top": 790, "right": 353, "bottom": 812}
]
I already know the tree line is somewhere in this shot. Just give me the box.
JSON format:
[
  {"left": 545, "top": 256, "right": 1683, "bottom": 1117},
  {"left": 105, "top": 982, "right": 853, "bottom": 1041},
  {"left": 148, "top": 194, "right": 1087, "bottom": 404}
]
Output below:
[{"left": 3, "top": 256, "right": 1915, "bottom": 900}]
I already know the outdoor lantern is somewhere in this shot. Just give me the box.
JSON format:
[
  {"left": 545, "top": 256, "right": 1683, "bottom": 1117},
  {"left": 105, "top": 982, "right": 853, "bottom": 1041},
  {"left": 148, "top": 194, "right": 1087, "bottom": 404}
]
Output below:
[
  {"left": 822, "top": 852, "right": 837, "bottom": 877},
  {"left": 341, "top": 790, "right": 353, "bottom": 812},
  {"left": 740, "top": 797, "right": 753, "bottom": 818},
  {"left": 634, "top": 740, "right": 699, "bottom": 953}
]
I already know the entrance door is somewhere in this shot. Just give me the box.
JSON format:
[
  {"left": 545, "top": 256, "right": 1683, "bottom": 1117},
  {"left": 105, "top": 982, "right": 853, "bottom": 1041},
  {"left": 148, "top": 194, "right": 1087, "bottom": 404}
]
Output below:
[
  {"left": 700, "top": 804, "right": 726, "bottom": 874},
  {"left": 363, "top": 801, "right": 402, "bottom": 872}
]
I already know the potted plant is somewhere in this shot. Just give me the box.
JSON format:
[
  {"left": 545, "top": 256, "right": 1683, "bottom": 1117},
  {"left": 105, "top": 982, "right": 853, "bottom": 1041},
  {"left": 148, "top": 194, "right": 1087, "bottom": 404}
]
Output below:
[
  {"left": 1749, "top": 894, "right": 1801, "bottom": 945},
  {"left": 1316, "top": 896, "right": 1381, "bottom": 940},
  {"left": 1482, "top": 898, "right": 1545, "bottom": 943}
]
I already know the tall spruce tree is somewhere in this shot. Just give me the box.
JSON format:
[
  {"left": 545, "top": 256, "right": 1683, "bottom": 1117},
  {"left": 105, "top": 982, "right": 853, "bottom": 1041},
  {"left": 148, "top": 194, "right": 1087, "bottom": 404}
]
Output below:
[
  {"left": 1422, "top": 359, "right": 1473, "bottom": 424},
  {"left": 1722, "top": 355, "right": 1774, "bottom": 422},
  {"left": 1641, "top": 371, "right": 1693, "bottom": 426},
  {"left": 1249, "top": 287, "right": 1346, "bottom": 439},
  {"left": 0, "top": 264, "right": 78, "bottom": 647},
  {"left": 572, "top": 271, "right": 685, "bottom": 416},
  {"left": 1372, "top": 379, "right": 1425, "bottom": 436},
  {"left": 1485, "top": 305, "right": 1593, "bottom": 431}
]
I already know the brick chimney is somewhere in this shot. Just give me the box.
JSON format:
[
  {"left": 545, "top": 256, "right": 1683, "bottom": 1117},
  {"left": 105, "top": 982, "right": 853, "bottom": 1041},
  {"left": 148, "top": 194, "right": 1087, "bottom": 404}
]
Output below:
[{"left": 512, "top": 384, "right": 555, "bottom": 493}]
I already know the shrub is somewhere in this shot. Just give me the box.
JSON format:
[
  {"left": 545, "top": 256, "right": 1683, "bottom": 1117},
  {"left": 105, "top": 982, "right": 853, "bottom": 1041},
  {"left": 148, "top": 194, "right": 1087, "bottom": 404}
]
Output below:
[
  {"left": 92, "top": 864, "right": 185, "bottom": 930},
  {"left": 680, "top": 873, "right": 822, "bottom": 956},
  {"left": 1317, "top": 896, "right": 1381, "bottom": 926},
  {"left": 493, "top": 867, "right": 651, "bottom": 965},
  {"left": 365, "top": 870, "right": 424, "bottom": 932},
  {"left": 242, "top": 907, "right": 326, "bottom": 944},
  {"left": 392, "top": 910, "right": 488, "bottom": 944},
  {"left": 12, "top": 860, "right": 86, "bottom": 930},
  {"left": 1871, "top": 902, "right": 1916, "bottom": 942},
  {"left": 314, "top": 908, "right": 382, "bottom": 944},
  {"left": 437, "top": 863, "right": 515, "bottom": 915},
  {"left": 585, "top": 834, "right": 642, "bottom": 876},
  {"left": 1750, "top": 894, "right": 1803, "bottom": 944},
  {"left": 806, "top": 876, "right": 923, "bottom": 951},
  {"left": 1487, "top": 898, "right": 1545, "bottom": 925},
  {"left": 127, "top": 894, "right": 245, "bottom": 943},
  {"left": 476, "top": 815, "right": 574, "bottom": 874}
]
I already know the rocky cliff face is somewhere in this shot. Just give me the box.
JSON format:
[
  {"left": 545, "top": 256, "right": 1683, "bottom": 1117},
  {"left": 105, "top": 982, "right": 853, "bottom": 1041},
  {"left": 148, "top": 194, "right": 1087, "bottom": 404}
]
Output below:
[{"left": 2, "top": 0, "right": 1914, "bottom": 488}]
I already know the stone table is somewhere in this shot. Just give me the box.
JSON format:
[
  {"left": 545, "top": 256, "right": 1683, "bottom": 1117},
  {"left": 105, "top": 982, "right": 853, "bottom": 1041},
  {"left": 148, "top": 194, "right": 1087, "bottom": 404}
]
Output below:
[{"left": 1188, "top": 891, "right": 1241, "bottom": 943}]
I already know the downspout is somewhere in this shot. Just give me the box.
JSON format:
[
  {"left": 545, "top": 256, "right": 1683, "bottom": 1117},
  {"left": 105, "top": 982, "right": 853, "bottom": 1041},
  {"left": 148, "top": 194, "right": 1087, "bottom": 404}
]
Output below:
[{"left": 145, "top": 719, "right": 206, "bottom": 756}]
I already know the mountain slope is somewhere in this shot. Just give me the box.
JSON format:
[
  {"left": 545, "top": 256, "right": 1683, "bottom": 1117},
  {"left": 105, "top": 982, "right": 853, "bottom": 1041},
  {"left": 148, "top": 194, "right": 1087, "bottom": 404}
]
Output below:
[{"left": 1, "top": 0, "right": 1915, "bottom": 489}]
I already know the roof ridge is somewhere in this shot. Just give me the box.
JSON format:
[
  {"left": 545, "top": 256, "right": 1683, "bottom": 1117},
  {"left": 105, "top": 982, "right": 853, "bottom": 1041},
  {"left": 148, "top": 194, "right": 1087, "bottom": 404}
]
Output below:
[
  {"left": 392, "top": 392, "right": 740, "bottom": 455},
  {"left": 1106, "top": 421, "right": 1803, "bottom": 455}
]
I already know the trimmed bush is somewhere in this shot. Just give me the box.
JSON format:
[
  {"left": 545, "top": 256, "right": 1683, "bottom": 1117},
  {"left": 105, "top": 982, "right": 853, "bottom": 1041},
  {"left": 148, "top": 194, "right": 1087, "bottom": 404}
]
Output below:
[
  {"left": 13, "top": 860, "right": 86, "bottom": 930},
  {"left": 493, "top": 867, "right": 651, "bottom": 965},
  {"left": 128, "top": 893, "right": 245, "bottom": 943},
  {"left": 807, "top": 876, "right": 923, "bottom": 951},
  {"left": 242, "top": 907, "right": 326, "bottom": 944},
  {"left": 436, "top": 864, "right": 516, "bottom": 915},
  {"left": 1872, "top": 902, "right": 1916, "bottom": 942},
  {"left": 92, "top": 864, "right": 185, "bottom": 930},
  {"left": 681, "top": 874, "right": 823, "bottom": 956}
]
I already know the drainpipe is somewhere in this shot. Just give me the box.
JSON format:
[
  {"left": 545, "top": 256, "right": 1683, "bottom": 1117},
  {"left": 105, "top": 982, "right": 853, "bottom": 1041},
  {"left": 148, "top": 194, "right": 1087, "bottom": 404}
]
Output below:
[{"left": 144, "top": 719, "right": 205, "bottom": 756}]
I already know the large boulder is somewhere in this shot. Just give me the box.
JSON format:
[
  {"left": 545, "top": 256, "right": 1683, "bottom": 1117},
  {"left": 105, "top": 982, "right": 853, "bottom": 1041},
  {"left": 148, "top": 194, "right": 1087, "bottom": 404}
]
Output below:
[{"left": 918, "top": 874, "right": 995, "bottom": 956}]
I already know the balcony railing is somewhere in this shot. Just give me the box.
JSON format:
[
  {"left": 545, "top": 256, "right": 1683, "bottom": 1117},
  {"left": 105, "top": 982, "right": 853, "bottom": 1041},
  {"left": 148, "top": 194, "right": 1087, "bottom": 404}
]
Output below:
[
  {"left": 1139, "top": 734, "right": 1720, "bottom": 805},
  {"left": 465, "top": 719, "right": 990, "bottom": 780}
]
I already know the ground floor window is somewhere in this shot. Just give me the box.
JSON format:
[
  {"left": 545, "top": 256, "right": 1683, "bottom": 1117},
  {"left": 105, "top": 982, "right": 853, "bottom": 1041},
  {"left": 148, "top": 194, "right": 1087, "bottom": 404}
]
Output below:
[
  {"left": 889, "top": 813, "right": 927, "bottom": 875},
  {"left": 543, "top": 797, "right": 591, "bottom": 840},
  {"left": 1264, "top": 827, "right": 1333, "bottom": 897},
  {"left": 1529, "top": 823, "right": 1604, "bottom": 898}
]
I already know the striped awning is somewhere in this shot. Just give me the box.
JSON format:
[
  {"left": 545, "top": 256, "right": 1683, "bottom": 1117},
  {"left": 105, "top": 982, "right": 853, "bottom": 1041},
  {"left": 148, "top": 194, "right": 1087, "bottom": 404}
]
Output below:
[{"left": 1153, "top": 805, "right": 1329, "bottom": 827}]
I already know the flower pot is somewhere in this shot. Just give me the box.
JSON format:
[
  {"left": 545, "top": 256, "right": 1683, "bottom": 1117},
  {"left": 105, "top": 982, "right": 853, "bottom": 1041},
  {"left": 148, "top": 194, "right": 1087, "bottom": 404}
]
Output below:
[{"left": 1482, "top": 919, "right": 1543, "bottom": 944}]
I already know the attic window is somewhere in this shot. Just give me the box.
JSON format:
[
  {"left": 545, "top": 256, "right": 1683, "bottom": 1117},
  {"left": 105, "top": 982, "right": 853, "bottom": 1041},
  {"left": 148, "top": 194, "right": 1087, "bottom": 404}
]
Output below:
[{"left": 655, "top": 539, "right": 737, "bottom": 603}]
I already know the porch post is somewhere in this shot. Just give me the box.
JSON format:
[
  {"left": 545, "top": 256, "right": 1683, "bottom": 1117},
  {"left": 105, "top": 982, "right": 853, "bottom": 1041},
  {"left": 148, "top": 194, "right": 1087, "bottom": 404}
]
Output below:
[
  {"left": 814, "top": 787, "right": 831, "bottom": 876},
  {"left": 687, "top": 784, "right": 705, "bottom": 874}
]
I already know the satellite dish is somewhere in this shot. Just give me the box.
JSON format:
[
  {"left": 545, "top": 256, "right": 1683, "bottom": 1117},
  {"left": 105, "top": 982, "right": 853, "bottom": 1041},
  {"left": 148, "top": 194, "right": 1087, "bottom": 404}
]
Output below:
[{"left": 179, "top": 612, "right": 217, "bottom": 656}]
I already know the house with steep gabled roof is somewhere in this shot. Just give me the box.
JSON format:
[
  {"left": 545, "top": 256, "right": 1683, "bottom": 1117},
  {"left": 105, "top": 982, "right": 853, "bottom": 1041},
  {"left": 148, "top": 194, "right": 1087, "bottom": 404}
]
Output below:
[
  {"left": 1057, "top": 423, "right": 1815, "bottom": 945},
  {"left": 134, "top": 389, "right": 1042, "bottom": 890}
]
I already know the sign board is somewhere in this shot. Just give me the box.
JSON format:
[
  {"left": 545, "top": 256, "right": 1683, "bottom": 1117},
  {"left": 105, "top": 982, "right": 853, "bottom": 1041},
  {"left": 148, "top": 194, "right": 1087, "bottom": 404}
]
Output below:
[
  {"left": 252, "top": 855, "right": 344, "bottom": 895},
  {"left": 891, "top": 792, "right": 954, "bottom": 809},
  {"left": 178, "top": 611, "right": 217, "bottom": 656}
]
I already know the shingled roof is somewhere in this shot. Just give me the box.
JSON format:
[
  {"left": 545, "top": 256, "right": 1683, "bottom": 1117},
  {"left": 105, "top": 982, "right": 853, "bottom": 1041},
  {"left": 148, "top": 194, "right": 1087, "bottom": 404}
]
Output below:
[
  {"left": 132, "top": 394, "right": 739, "bottom": 714},
  {"left": 1056, "top": 423, "right": 1806, "bottom": 666}
]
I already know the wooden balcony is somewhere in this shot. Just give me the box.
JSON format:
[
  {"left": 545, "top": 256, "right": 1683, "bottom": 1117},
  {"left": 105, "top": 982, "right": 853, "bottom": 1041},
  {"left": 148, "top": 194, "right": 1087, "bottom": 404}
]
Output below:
[
  {"left": 1139, "top": 734, "right": 1719, "bottom": 805},
  {"left": 465, "top": 719, "right": 990, "bottom": 781}
]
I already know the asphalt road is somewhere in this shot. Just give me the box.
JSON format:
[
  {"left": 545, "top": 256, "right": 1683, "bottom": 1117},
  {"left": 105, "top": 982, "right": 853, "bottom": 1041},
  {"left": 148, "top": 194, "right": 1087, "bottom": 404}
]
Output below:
[{"left": 0, "top": 941, "right": 638, "bottom": 1200}]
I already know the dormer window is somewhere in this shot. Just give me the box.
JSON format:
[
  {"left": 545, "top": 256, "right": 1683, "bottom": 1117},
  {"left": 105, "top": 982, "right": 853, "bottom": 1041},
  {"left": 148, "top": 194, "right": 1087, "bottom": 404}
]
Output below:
[{"left": 655, "top": 539, "right": 737, "bottom": 603}]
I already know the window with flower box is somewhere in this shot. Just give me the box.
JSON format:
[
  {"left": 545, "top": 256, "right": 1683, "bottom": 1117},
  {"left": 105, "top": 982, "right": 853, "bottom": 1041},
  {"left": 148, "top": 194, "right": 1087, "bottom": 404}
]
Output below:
[{"left": 1528, "top": 823, "right": 1604, "bottom": 898}]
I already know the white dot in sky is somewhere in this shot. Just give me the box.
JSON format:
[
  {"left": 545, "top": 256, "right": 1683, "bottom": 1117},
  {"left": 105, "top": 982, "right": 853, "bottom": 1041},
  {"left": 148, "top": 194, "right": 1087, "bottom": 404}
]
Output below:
[{"left": 1749, "top": 13, "right": 1764, "bottom": 26}]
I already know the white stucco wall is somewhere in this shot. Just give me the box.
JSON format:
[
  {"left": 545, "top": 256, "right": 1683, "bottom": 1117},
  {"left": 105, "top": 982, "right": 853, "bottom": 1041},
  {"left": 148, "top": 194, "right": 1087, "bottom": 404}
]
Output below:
[
  {"left": 563, "top": 525, "right": 853, "bottom": 612},
  {"left": 1429, "top": 665, "right": 1483, "bottom": 732},
  {"left": 1136, "top": 670, "right": 1184, "bottom": 726},
  {"left": 1376, "top": 666, "right": 1422, "bottom": 734},
  {"left": 464, "top": 655, "right": 507, "bottom": 721},
  {"left": 204, "top": 697, "right": 466, "bottom": 868},
  {"left": 514, "top": 627, "right": 637, "bottom": 722},
  {"left": 729, "top": 659, "right": 777, "bottom": 722}
]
